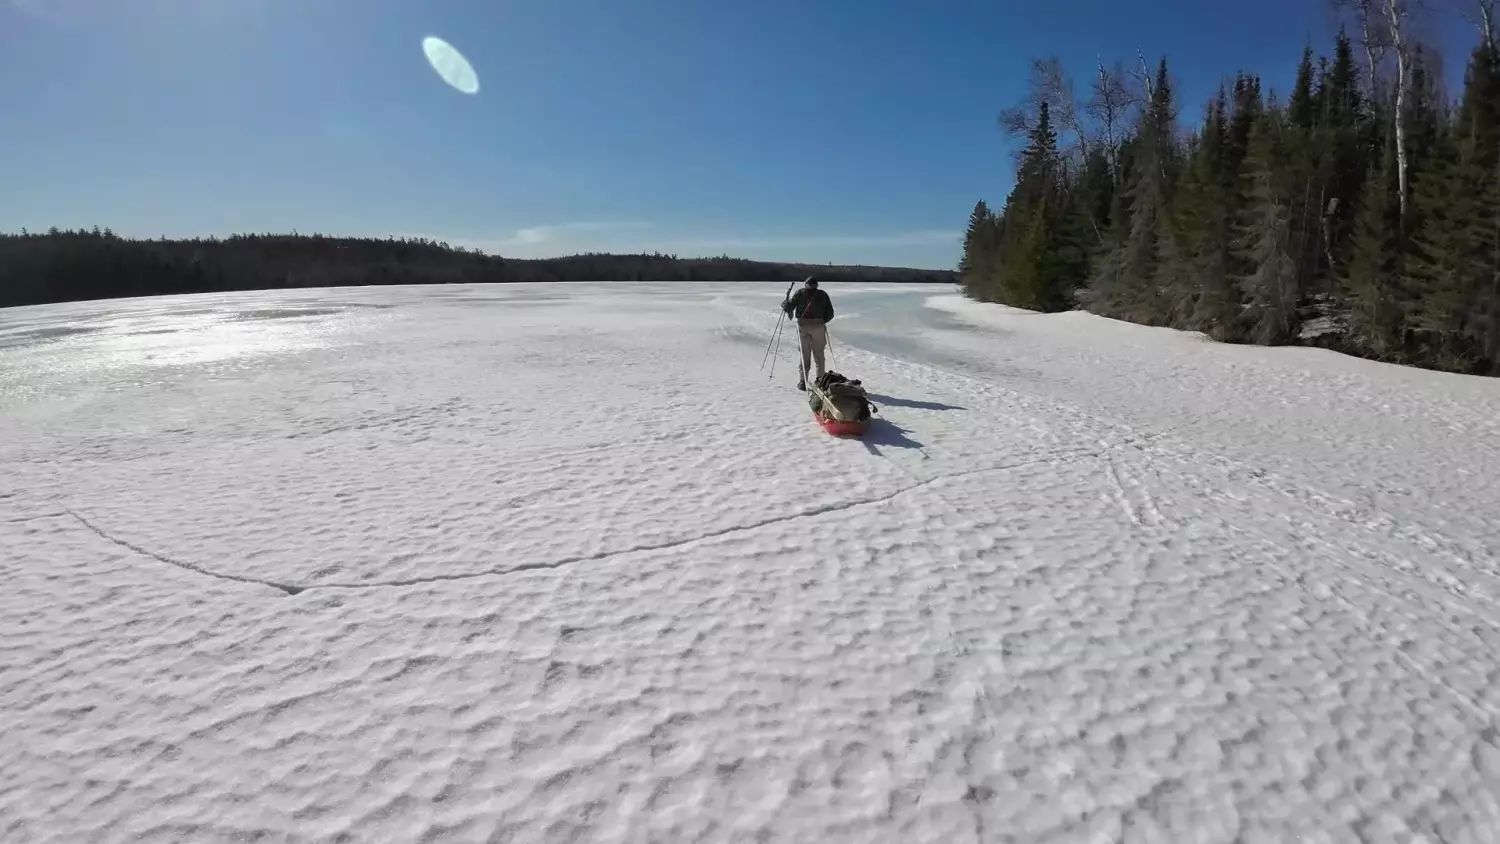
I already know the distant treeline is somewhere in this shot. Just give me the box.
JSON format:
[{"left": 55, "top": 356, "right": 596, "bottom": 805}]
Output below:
[
  {"left": 960, "top": 1, "right": 1500, "bottom": 376},
  {"left": 0, "top": 228, "right": 957, "bottom": 309}
]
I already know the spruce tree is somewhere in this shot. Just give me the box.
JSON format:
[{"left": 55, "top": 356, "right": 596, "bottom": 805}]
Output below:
[
  {"left": 1343, "top": 130, "right": 1408, "bottom": 358},
  {"left": 1234, "top": 108, "right": 1300, "bottom": 344},
  {"left": 1461, "top": 45, "right": 1500, "bottom": 367},
  {"left": 970, "top": 27, "right": 1500, "bottom": 373},
  {"left": 959, "top": 199, "right": 997, "bottom": 300},
  {"left": 1105, "top": 58, "right": 1178, "bottom": 324},
  {"left": 1173, "top": 88, "right": 1240, "bottom": 334},
  {"left": 991, "top": 101, "right": 1076, "bottom": 311},
  {"left": 1410, "top": 42, "right": 1500, "bottom": 368},
  {"left": 1289, "top": 47, "right": 1318, "bottom": 130},
  {"left": 1317, "top": 30, "right": 1367, "bottom": 285}
]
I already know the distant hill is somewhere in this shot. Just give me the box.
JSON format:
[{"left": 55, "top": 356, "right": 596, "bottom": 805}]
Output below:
[{"left": 0, "top": 228, "right": 958, "bottom": 309}]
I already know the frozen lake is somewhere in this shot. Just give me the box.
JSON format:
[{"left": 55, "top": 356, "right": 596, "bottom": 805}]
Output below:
[{"left": 3, "top": 282, "right": 1500, "bottom": 843}]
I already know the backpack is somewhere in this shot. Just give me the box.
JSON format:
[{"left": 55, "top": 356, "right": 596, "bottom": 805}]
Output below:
[{"left": 809, "top": 371, "right": 875, "bottom": 421}]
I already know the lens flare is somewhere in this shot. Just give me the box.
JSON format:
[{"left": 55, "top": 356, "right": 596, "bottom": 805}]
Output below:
[{"left": 421, "top": 36, "right": 479, "bottom": 95}]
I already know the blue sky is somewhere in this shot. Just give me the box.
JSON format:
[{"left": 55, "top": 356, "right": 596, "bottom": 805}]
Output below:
[{"left": 0, "top": 0, "right": 1480, "bottom": 269}]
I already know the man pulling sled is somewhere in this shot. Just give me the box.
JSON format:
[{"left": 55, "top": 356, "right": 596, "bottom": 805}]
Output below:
[{"left": 780, "top": 277, "right": 876, "bottom": 436}]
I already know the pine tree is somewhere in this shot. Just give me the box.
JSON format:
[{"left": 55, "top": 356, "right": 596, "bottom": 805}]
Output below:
[
  {"left": 1235, "top": 108, "right": 1300, "bottom": 344},
  {"left": 959, "top": 200, "right": 992, "bottom": 277},
  {"left": 1343, "top": 130, "right": 1408, "bottom": 358},
  {"left": 1289, "top": 47, "right": 1318, "bottom": 130},
  {"left": 1226, "top": 73, "right": 1263, "bottom": 175},
  {"left": 989, "top": 101, "right": 1077, "bottom": 311},
  {"left": 1408, "top": 127, "right": 1471, "bottom": 362},
  {"left": 966, "top": 27, "right": 1500, "bottom": 374},
  {"left": 1317, "top": 29, "right": 1367, "bottom": 285},
  {"left": 1103, "top": 58, "right": 1178, "bottom": 324},
  {"left": 1461, "top": 44, "right": 1500, "bottom": 367},
  {"left": 1410, "top": 42, "right": 1500, "bottom": 368},
  {"left": 1171, "top": 88, "right": 1240, "bottom": 334},
  {"left": 1075, "top": 146, "right": 1115, "bottom": 247},
  {"left": 959, "top": 199, "right": 1002, "bottom": 301}
]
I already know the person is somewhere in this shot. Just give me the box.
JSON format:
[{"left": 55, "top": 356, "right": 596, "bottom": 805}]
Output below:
[{"left": 781, "top": 276, "right": 834, "bottom": 391}]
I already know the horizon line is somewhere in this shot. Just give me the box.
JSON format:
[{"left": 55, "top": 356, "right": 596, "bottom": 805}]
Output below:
[{"left": 0, "top": 225, "right": 960, "bottom": 272}]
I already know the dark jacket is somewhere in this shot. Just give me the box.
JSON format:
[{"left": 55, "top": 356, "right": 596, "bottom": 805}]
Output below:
[{"left": 783, "top": 288, "right": 834, "bottom": 322}]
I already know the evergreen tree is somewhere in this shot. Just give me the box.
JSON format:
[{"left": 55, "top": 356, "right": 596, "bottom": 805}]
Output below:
[
  {"left": 959, "top": 199, "right": 991, "bottom": 278},
  {"left": 1235, "top": 108, "right": 1300, "bottom": 344},
  {"left": 1316, "top": 29, "right": 1368, "bottom": 286},
  {"left": 1410, "top": 42, "right": 1500, "bottom": 369},
  {"left": 1343, "top": 130, "right": 1408, "bottom": 358},
  {"left": 959, "top": 199, "right": 1000, "bottom": 300},
  {"left": 1099, "top": 58, "right": 1178, "bottom": 323},
  {"left": 1172, "top": 88, "right": 1240, "bottom": 334},
  {"left": 1289, "top": 47, "right": 1318, "bottom": 130},
  {"left": 966, "top": 25, "right": 1500, "bottom": 374},
  {"left": 981, "top": 101, "right": 1079, "bottom": 311}
]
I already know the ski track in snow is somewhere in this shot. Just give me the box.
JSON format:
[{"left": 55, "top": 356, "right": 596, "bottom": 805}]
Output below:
[{"left": 3, "top": 282, "right": 1500, "bottom": 843}]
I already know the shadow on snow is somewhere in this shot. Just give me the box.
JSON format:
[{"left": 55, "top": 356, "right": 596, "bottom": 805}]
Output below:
[
  {"left": 861, "top": 418, "right": 928, "bottom": 458},
  {"left": 868, "top": 393, "right": 966, "bottom": 412}
]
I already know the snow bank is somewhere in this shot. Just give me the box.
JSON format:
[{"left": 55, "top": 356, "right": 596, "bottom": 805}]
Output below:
[
  {"left": 3, "top": 283, "right": 1498, "bottom": 842},
  {"left": 922, "top": 293, "right": 1500, "bottom": 540}
]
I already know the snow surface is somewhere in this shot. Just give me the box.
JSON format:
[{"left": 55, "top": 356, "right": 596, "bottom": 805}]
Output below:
[{"left": 3, "top": 281, "right": 1500, "bottom": 843}]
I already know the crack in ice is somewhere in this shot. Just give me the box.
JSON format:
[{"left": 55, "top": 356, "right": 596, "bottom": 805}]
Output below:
[
  {"left": 61, "top": 457, "right": 1062, "bottom": 596},
  {"left": 3, "top": 511, "right": 69, "bottom": 523},
  {"left": 307, "top": 456, "right": 1062, "bottom": 591},
  {"left": 66, "top": 509, "right": 305, "bottom": 596}
]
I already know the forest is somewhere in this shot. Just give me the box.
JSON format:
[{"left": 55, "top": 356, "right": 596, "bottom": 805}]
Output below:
[
  {"left": 959, "top": 0, "right": 1500, "bottom": 375},
  {"left": 0, "top": 228, "right": 955, "bottom": 310}
]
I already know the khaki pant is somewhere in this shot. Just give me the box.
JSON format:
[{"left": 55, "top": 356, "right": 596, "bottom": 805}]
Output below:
[{"left": 797, "top": 319, "right": 827, "bottom": 381}]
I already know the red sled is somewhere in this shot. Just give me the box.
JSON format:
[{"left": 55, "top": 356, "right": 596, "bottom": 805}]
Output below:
[
  {"left": 814, "top": 412, "right": 869, "bottom": 437},
  {"left": 806, "top": 372, "right": 877, "bottom": 437}
]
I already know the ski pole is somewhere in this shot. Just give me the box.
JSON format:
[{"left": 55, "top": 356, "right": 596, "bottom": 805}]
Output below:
[
  {"left": 794, "top": 309, "right": 806, "bottom": 386},
  {"left": 769, "top": 320, "right": 785, "bottom": 379},
  {"left": 768, "top": 315, "right": 788, "bottom": 379},
  {"left": 762, "top": 280, "right": 797, "bottom": 377},
  {"left": 760, "top": 311, "right": 785, "bottom": 371}
]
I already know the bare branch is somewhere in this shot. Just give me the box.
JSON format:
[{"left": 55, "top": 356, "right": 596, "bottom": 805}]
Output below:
[
  {"left": 1331, "top": 0, "right": 1419, "bottom": 220},
  {"left": 1330, "top": 0, "right": 1393, "bottom": 100},
  {"left": 1030, "top": 56, "right": 1091, "bottom": 161},
  {"left": 997, "top": 103, "right": 1032, "bottom": 170},
  {"left": 1132, "top": 49, "right": 1155, "bottom": 101},
  {"left": 1461, "top": 0, "right": 1497, "bottom": 51},
  {"left": 998, "top": 104, "right": 1031, "bottom": 140},
  {"left": 996, "top": 55, "right": 1095, "bottom": 169},
  {"left": 1087, "top": 57, "right": 1139, "bottom": 177}
]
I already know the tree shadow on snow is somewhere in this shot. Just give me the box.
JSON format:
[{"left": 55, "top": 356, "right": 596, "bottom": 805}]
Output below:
[
  {"left": 862, "top": 418, "right": 929, "bottom": 458},
  {"left": 868, "top": 393, "right": 966, "bottom": 412}
]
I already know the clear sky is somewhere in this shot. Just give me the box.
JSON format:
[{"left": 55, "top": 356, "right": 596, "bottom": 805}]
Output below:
[{"left": 0, "top": 0, "right": 1479, "bottom": 269}]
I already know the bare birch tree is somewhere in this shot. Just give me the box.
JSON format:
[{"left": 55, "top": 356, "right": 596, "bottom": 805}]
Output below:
[
  {"left": 1134, "top": 50, "right": 1156, "bottom": 100},
  {"left": 1383, "top": 0, "right": 1413, "bottom": 221},
  {"left": 1333, "top": 0, "right": 1416, "bottom": 222},
  {"left": 1087, "top": 58, "right": 1140, "bottom": 178},
  {"left": 1333, "top": 0, "right": 1392, "bottom": 99},
  {"left": 1463, "top": 0, "right": 1497, "bottom": 50}
]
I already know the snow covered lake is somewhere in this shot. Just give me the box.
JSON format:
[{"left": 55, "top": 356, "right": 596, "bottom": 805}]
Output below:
[{"left": 3, "top": 281, "right": 1500, "bottom": 842}]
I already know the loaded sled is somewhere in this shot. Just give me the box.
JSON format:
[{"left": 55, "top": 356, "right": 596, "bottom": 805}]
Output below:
[{"left": 807, "top": 371, "right": 878, "bottom": 436}]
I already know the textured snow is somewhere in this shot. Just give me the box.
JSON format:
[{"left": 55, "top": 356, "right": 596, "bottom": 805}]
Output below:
[{"left": 3, "top": 282, "right": 1500, "bottom": 843}]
